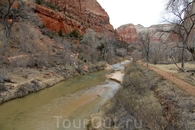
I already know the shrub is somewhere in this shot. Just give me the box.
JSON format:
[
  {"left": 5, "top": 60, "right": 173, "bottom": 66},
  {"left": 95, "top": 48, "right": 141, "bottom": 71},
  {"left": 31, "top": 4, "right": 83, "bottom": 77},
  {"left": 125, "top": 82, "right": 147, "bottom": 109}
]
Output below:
[
  {"left": 58, "top": 29, "right": 63, "bottom": 37},
  {"left": 65, "top": 14, "right": 73, "bottom": 19},
  {"left": 122, "top": 63, "right": 146, "bottom": 90},
  {"left": 41, "top": 28, "right": 55, "bottom": 39},
  {"left": 116, "top": 48, "right": 127, "bottom": 57},
  {"left": 122, "top": 67, "right": 142, "bottom": 88},
  {"left": 124, "top": 63, "right": 143, "bottom": 74},
  {"left": 131, "top": 50, "right": 141, "bottom": 64},
  {"left": 97, "top": 43, "right": 105, "bottom": 52},
  {"left": 69, "top": 29, "right": 78, "bottom": 38},
  {"left": 45, "top": 2, "right": 56, "bottom": 10},
  {"left": 35, "top": 0, "right": 43, "bottom": 5},
  {"left": 10, "top": 57, "right": 29, "bottom": 68}
]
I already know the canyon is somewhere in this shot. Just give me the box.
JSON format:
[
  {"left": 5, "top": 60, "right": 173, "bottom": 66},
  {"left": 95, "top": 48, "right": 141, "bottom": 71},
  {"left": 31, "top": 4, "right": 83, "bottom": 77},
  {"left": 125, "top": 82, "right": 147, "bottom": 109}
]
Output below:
[
  {"left": 116, "top": 23, "right": 180, "bottom": 45},
  {"left": 1, "top": 0, "right": 195, "bottom": 130},
  {"left": 0, "top": 0, "right": 127, "bottom": 104}
]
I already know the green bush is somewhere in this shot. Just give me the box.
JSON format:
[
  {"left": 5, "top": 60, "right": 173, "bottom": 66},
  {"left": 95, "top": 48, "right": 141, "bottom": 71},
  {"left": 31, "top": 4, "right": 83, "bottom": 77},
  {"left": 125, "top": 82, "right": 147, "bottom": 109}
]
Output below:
[
  {"left": 69, "top": 29, "right": 79, "bottom": 38},
  {"left": 97, "top": 43, "right": 105, "bottom": 52},
  {"left": 58, "top": 29, "right": 63, "bottom": 37},
  {"left": 45, "top": 2, "right": 56, "bottom": 10},
  {"left": 35, "top": 0, "right": 43, "bottom": 5},
  {"left": 35, "top": 0, "right": 57, "bottom": 10}
]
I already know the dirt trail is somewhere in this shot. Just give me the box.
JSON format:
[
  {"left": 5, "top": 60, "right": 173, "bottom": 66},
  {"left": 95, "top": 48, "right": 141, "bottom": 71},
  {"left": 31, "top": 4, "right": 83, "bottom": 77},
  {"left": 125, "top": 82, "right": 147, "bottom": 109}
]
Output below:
[{"left": 148, "top": 65, "right": 195, "bottom": 96}]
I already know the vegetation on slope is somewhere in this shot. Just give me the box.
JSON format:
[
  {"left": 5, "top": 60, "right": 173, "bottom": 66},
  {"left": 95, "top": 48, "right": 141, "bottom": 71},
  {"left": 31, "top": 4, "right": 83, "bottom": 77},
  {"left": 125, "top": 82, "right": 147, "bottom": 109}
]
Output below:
[
  {"left": 88, "top": 63, "right": 195, "bottom": 130},
  {"left": 0, "top": 0, "right": 128, "bottom": 103}
]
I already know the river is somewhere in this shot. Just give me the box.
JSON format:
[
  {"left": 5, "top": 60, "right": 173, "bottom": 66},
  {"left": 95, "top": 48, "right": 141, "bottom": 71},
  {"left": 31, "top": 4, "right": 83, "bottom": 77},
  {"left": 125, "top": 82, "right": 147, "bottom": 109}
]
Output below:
[{"left": 0, "top": 62, "right": 128, "bottom": 130}]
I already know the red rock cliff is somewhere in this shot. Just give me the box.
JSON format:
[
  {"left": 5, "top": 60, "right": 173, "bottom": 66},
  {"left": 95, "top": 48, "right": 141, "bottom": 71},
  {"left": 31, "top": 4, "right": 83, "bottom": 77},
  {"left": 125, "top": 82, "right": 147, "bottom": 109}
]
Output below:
[
  {"left": 116, "top": 23, "right": 180, "bottom": 44},
  {"left": 32, "top": 0, "right": 115, "bottom": 38},
  {"left": 116, "top": 24, "right": 138, "bottom": 44}
]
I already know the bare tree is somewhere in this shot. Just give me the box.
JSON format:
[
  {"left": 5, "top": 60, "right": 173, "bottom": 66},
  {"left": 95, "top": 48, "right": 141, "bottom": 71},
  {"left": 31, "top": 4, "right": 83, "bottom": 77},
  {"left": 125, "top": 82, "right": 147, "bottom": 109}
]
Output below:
[
  {"left": 138, "top": 28, "right": 156, "bottom": 67},
  {"left": 0, "top": 0, "right": 25, "bottom": 52},
  {"left": 81, "top": 28, "right": 103, "bottom": 62},
  {"left": 163, "top": 0, "right": 195, "bottom": 70},
  {"left": 61, "top": 39, "right": 72, "bottom": 65},
  {"left": 187, "top": 27, "right": 195, "bottom": 61},
  {"left": 150, "top": 32, "right": 170, "bottom": 64},
  {"left": 81, "top": 28, "right": 96, "bottom": 45},
  {"left": 105, "top": 41, "right": 115, "bottom": 62}
]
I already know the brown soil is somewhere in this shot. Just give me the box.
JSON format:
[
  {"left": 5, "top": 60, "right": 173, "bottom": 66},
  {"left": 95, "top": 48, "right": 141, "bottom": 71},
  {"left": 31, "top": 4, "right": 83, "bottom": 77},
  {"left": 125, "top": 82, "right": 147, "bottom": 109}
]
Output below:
[{"left": 148, "top": 65, "right": 195, "bottom": 96}]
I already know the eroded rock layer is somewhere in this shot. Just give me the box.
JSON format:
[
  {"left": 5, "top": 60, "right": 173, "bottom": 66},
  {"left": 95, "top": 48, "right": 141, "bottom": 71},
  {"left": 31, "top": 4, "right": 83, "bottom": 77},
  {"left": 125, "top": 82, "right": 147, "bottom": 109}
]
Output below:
[{"left": 33, "top": 0, "right": 115, "bottom": 38}]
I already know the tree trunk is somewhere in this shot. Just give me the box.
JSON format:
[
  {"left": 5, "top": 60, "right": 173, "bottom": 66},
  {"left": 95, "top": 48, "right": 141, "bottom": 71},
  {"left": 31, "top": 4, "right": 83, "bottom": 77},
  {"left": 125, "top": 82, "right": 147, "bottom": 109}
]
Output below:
[
  {"left": 146, "top": 53, "right": 149, "bottom": 67},
  {"left": 186, "top": 46, "right": 195, "bottom": 61},
  {"left": 3, "top": 25, "right": 9, "bottom": 54},
  {"left": 192, "top": 53, "right": 195, "bottom": 61},
  {"left": 181, "top": 43, "right": 186, "bottom": 69}
]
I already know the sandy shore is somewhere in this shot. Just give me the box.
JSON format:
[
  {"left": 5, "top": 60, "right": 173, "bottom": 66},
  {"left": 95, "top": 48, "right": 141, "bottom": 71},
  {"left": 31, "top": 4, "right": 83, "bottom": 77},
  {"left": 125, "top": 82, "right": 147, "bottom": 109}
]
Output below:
[{"left": 106, "top": 71, "right": 124, "bottom": 83}]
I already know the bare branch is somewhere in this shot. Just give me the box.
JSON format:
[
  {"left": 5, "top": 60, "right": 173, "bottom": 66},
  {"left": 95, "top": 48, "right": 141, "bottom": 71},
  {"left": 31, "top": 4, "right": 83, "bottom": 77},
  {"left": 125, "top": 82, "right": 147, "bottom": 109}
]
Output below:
[
  {"left": 161, "top": 0, "right": 195, "bottom": 69},
  {"left": 0, "top": 0, "right": 26, "bottom": 51}
]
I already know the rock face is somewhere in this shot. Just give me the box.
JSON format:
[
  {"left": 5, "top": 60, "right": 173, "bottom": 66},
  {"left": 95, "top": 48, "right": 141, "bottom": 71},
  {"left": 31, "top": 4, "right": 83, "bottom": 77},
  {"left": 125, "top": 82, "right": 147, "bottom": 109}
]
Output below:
[
  {"left": 149, "top": 24, "right": 180, "bottom": 43},
  {"left": 32, "top": 0, "right": 115, "bottom": 38},
  {"left": 116, "top": 24, "right": 138, "bottom": 44},
  {"left": 116, "top": 23, "right": 180, "bottom": 44}
]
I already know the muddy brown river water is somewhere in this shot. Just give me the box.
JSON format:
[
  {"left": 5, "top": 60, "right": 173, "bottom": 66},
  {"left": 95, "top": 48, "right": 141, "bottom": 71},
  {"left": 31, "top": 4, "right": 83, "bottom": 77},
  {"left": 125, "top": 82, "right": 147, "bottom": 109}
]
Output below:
[{"left": 0, "top": 62, "right": 127, "bottom": 130}]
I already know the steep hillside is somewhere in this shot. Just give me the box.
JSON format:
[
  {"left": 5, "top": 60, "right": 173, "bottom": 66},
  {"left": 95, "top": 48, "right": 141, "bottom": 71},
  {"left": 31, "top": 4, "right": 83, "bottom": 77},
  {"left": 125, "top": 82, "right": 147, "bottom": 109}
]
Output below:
[{"left": 0, "top": 0, "right": 128, "bottom": 104}]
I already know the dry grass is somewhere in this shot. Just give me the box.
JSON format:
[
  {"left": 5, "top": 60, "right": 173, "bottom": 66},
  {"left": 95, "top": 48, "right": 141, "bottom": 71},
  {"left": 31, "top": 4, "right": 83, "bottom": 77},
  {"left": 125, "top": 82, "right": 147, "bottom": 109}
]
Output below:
[
  {"left": 88, "top": 63, "right": 195, "bottom": 130},
  {"left": 150, "top": 62, "right": 195, "bottom": 73},
  {"left": 155, "top": 79, "right": 195, "bottom": 129},
  {"left": 88, "top": 64, "right": 167, "bottom": 130},
  {"left": 150, "top": 62, "right": 195, "bottom": 86}
]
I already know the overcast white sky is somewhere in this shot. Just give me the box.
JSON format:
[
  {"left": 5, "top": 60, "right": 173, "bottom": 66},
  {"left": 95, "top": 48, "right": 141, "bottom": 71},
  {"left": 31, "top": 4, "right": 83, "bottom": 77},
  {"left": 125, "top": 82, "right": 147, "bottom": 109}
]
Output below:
[{"left": 97, "top": 0, "right": 166, "bottom": 28}]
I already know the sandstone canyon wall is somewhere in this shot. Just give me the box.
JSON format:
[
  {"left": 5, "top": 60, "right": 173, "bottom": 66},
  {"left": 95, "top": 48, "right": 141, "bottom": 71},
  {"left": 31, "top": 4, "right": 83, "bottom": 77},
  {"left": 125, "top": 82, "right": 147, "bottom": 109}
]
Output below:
[
  {"left": 31, "top": 0, "right": 116, "bottom": 39},
  {"left": 116, "top": 23, "right": 180, "bottom": 45},
  {"left": 116, "top": 24, "right": 138, "bottom": 44}
]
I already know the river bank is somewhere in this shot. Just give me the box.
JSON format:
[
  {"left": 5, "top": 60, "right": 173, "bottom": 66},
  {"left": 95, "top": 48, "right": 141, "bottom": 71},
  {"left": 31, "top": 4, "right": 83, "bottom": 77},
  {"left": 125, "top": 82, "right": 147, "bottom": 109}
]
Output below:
[
  {"left": 0, "top": 59, "right": 131, "bottom": 105},
  {"left": 87, "top": 63, "right": 195, "bottom": 130},
  {"left": 0, "top": 62, "right": 106, "bottom": 105},
  {"left": 0, "top": 60, "right": 131, "bottom": 130}
]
